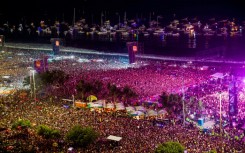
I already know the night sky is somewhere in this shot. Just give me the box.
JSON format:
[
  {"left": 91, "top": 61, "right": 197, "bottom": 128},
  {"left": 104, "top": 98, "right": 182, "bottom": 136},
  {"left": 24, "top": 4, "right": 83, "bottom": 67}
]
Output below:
[{"left": 1, "top": 0, "right": 244, "bottom": 24}]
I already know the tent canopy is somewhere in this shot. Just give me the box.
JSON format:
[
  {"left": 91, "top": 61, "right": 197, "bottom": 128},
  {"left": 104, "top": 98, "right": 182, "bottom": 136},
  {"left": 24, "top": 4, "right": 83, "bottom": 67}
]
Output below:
[
  {"left": 0, "top": 87, "right": 16, "bottom": 95},
  {"left": 158, "top": 109, "right": 167, "bottom": 115},
  {"left": 116, "top": 103, "right": 125, "bottom": 111},
  {"left": 135, "top": 110, "right": 145, "bottom": 116},
  {"left": 106, "top": 103, "right": 115, "bottom": 108},
  {"left": 115, "top": 102, "right": 124, "bottom": 106},
  {"left": 107, "top": 135, "right": 122, "bottom": 141},
  {"left": 87, "top": 95, "right": 97, "bottom": 102},
  {"left": 92, "top": 103, "right": 103, "bottom": 108},
  {"left": 135, "top": 106, "right": 146, "bottom": 112},
  {"left": 126, "top": 106, "right": 135, "bottom": 112},
  {"left": 211, "top": 73, "right": 226, "bottom": 79},
  {"left": 203, "top": 120, "right": 215, "bottom": 129},
  {"left": 147, "top": 110, "right": 158, "bottom": 116}
]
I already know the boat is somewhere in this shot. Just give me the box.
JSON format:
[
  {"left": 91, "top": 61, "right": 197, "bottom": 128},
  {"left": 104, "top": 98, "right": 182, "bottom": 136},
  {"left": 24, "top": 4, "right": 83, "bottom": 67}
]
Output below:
[
  {"left": 153, "top": 28, "right": 165, "bottom": 36},
  {"left": 172, "top": 33, "right": 180, "bottom": 37}
]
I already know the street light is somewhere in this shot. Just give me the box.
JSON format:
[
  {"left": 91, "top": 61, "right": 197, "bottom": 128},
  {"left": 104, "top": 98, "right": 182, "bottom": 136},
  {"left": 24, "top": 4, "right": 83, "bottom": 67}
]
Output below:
[
  {"left": 157, "top": 16, "right": 162, "bottom": 28},
  {"left": 101, "top": 12, "right": 104, "bottom": 27},
  {"left": 30, "top": 70, "right": 36, "bottom": 101},
  {"left": 181, "top": 68, "right": 185, "bottom": 126},
  {"left": 219, "top": 91, "right": 222, "bottom": 135},
  {"left": 29, "top": 70, "right": 33, "bottom": 98},
  {"left": 116, "top": 13, "right": 120, "bottom": 29},
  {"left": 72, "top": 94, "right": 75, "bottom": 107},
  {"left": 182, "top": 88, "right": 185, "bottom": 126}
]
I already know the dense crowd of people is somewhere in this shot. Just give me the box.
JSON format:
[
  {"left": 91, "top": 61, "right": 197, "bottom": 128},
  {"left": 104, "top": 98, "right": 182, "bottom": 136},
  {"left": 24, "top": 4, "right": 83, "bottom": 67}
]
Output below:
[
  {"left": 0, "top": 45, "right": 245, "bottom": 152},
  {"left": 1, "top": 97, "right": 244, "bottom": 153}
]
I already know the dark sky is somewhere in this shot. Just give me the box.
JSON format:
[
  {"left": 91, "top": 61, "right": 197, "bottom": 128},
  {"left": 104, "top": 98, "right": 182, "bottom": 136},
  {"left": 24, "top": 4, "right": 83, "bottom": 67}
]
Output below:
[{"left": 1, "top": 0, "right": 244, "bottom": 24}]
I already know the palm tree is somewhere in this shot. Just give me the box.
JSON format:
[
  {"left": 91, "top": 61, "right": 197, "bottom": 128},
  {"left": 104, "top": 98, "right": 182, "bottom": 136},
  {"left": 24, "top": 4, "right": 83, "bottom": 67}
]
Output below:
[
  {"left": 24, "top": 70, "right": 68, "bottom": 98},
  {"left": 159, "top": 92, "right": 168, "bottom": 105},
  {"left": 159, "top": 92, "right": 183, "bottom": 119},
  {"left": 107, "top": 83, "right": 121, "bottom": 102},
  {"left": 121, "top": 85, "right": 137, "bottom": 104},
  {"left": 92, "top": 80, "right": 103, "bottom": 96},
  {"left": 40, "top": 70, "right": 69, "bottom": 87},
  {"left": 76, "top": 80, "right": 93, "bottom": 101}
]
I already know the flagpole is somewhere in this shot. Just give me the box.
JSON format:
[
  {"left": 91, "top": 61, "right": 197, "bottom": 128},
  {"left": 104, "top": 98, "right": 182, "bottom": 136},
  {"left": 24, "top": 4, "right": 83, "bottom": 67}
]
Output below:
[
  {"left": 149, "top": 12, "right": 151, "bottom": 26},
  {"left": 219, "top": 92, "right": 222, "bottom": 135},
  {"left": 124, "top": 11, "right": 127, "bottom": 23},
  {"left": 32, "top": 70, "right": 36, "bottom": 101},
  {"left": 73, "top": 8, "right": 76, "bottom": 27},
  {"left": 30, "top": 70, "right": 33, "bottom": 98},
  {"left": 182, "top": 71, "right": 185, "bottom": 126},
  {"left": 101, "top": 12, "right": 103, "bottom": 27}
]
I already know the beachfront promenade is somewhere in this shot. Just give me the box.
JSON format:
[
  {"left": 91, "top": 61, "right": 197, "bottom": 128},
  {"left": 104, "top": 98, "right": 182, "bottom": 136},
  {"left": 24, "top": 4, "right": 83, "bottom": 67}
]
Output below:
[{"left": 4, "top": 42, "right": 245, "bottom": 64}]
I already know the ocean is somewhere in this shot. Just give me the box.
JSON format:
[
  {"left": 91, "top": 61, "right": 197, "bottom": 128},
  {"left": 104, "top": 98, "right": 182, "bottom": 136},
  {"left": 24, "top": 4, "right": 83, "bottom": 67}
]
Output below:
[
  {"left": 65, "top": 32, "right": 245, "bottom": 61},
  {"left": 4, "top": 31, "right": 245, "bottom": 61}
]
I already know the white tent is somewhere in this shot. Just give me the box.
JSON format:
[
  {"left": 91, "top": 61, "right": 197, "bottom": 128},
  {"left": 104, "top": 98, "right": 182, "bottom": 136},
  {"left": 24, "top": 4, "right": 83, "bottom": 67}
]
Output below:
[
  {"left": 106, "top": 103, "right": 115, "bottom": 109},
  {"left": 211, "top": 73, "right": 226, "bottom": 79},
  {"left": 115, "top": 102, "right": 124, "bottom": 106},
  {"left": 135, "top": 110, "right": 145, "bottom": 116},
  {"left": 107, "top": 135, "right": 122, "bottom": 141},
  {"left": 0, "top": 87, "right": 15, "bottom": 95},
  {"left": 92, "top": 103, "right": 103, "bottom": 108},
  {"left": 135, "top": 106, "right": 146, "bottom": 112},
  {"left": 158, "top": 109, "right": 167, "bottom": 115},
  {"left": 116, "top": 107, "right": 125, "bottom": 111},
  {"left": 95, "top": 100, "right": 103, "bottom": 104},
  {"left": 116, "top": 103, "right": 125, "bottom": 111},
  {"left": 115, "top": 103, "right": 125, "bottom": 107},
  {"left": 200, "top": 66, "right": 209, "bottom": 70},
  {"left": 147, "top": 110, "right": 158, "bottom": 116},
  {"left": 126, "top": 106, "right": 135, "bottom": 112},
  {"left": 203, "top": 120, "right": 215, "bottom": 129},
  {"left": 96, "top": 99, "right": 106, "bottom": 106},
  {"left": 1, "top": 75, "right": 11, "bottom": 79}
]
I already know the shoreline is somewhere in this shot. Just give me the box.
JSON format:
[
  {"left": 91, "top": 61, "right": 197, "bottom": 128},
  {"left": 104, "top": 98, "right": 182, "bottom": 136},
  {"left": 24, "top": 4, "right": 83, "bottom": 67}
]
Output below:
[{"left": 4, "top": 42, "right": 245, "bottom": 65}]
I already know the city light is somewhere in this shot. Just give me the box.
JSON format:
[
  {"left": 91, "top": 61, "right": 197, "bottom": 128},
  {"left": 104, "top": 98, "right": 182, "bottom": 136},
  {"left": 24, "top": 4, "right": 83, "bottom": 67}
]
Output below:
[
  {"left": 133, "top": 45, "right": 138, "bottom": 52},
  {"left": 55, "top": 40, "right": 59, "bottom": 46}
]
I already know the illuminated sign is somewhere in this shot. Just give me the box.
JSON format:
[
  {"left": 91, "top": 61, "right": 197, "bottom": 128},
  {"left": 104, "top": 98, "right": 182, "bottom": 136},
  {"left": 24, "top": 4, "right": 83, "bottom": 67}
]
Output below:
[
  {"left": 55, "top": 40, "right": 60, "bottom": 46},
  {"left": 133, "top": 45, "right": 138, "bottom": 52},
  {"left": 36, "top": 60, "right": 41, "bottom": 67}
]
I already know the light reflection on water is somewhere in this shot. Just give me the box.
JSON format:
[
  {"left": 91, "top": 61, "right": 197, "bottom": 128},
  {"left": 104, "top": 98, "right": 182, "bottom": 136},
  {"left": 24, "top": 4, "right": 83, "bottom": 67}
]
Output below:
[
  {"left": 74, "top": 31, "right": 245, "bottom": 60},
  {"left": 5, "top": 29, "right": 245, "bottom": 60}
]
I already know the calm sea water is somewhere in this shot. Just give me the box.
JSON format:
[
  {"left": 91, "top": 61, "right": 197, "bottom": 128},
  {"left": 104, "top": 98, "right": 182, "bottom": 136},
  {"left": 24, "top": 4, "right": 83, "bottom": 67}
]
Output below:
[
  {"left": 65, "top": 32, "right": 245, "bottom": 60},
  {"left": 6, "top": 31, "right": 245, "bottom": 61}
]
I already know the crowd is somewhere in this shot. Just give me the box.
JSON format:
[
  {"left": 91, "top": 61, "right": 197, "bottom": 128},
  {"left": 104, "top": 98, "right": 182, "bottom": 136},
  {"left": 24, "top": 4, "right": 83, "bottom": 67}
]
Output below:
[
  {"left": 1, "top": 98, "right": 244, "bottom": 153},
  {"left": 0, "top": 45, "right": 245, "bottom": 152}
]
